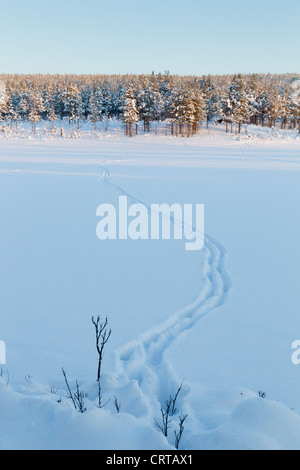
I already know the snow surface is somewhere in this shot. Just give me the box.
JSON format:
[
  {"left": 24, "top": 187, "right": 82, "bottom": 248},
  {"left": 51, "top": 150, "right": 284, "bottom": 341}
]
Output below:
[{"left": 1, "top": 123, "right": 300, "bottom": 450}]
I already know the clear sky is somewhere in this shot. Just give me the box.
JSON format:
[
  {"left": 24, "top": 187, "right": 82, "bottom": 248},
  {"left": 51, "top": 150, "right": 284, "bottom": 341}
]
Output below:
[{"left": 0, "top": 0, "right": 299, "bottom": 75}]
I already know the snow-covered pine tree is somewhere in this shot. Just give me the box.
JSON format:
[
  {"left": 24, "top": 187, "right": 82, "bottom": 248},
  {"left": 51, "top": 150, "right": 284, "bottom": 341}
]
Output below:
[
  {"left": 110, "top": 81, "right": 125, "bottom": 119},
  {"left": 287, "top": 79, "right": 300, "bottom": 131},
  {"left": 48, "top": 106, "right": 57, "bottom": 132},
  {"left": 28, "top": 109, "right": 40, "bottom": 134},
  {"left": 266, "top": 87, "right": 285, "bottom": 128},
  {"left": 80, "top": 85, "right": 92, "bottom": 120},
  {"left": 6, "top": 96, "right": 16, "bottom": 130},
  {"left": 63, "top": 83, "right": 81, "bottom": 128},
  {"left": 169, "top": 84, "right": 204, "bottom": 137},
  {"left": 191, "top": 86, "right": 206, "bottom": 134},
  {"left": 122, "top": 87, "right": 139, "bottom": 137},
  {"left": 280, "top": 86, "right": 290, "bottom": 129},
  {"left": 32, "top": 90, "right": 45, "bottom": 117},
  {"left": 220, "top": 93, "right": 233, "bottom": 133},
  {"left": 89, "top": 88, "right": 103, "bottom": 133},
  {"left": 55, "top": 86, "right": 66, "bottom": 121},
  {"left": 0, "top": 94, "right": 7, "bottom": 126},
  {"left": 157, "top": 73, "right": 176, "bottom": 127},
  {"left": 137, "top": 83, "right": 163, "bottom": 132},
  {"left": 183, "top": 90, "right": 197, "bottom": 137},
  {"left": 226, "top": 75, "right": 251, "bottom": 133},
  {"left": 246, "top": 74, "right": 261, "bottom": 125},
  {"left": 27, "top": 91, "right": 45, "bottom": 134},
  {"left": 99, "top": 83, "right": 112, "bottom": 120},
  {"left": 254, "top": 91, "right": 269, "bottom": 126},
  {"left": 20, "top": 93, "right": 30, "bottom": 121},
  {"left": 43, "top": 87, "right": 54, "bottom": 122},
  {"left": 168, "top": 85, "right": 187, "bottom": 136},
  {"left": 232, "top": 92, "right": 252, "bottom": 133},
  {"left": 200, "top": 76, "right": 218, "bottom": 127}
]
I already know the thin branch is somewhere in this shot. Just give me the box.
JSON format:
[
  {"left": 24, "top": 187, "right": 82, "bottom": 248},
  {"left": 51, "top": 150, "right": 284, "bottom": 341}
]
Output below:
[
  {"left": 174, "top": 412, "right": 188, "bottom": 450},
  {"left": 92, "top": 315, "right": 112, "bottom": 382},
  {"left": 113, "top": 396, "right": 121, "bottom": 413},
  {"left": 62, "top": 368, "right": 77, "bottom": 410}
]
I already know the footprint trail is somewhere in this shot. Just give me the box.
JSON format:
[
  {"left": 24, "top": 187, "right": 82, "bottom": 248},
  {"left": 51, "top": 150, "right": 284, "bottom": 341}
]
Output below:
[{"left": 99, "top": 164, "right": 231, "bottom": 415}]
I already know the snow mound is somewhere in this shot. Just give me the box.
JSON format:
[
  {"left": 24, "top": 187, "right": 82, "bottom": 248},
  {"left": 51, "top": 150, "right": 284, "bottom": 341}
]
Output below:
[
  {"left": 187, "top": 395, "right": 300, "bottom": 450},
  {"left": 0, "top": 378, "right": 171, "bottom": 450},
  {"left": 1, "top": 378, "right": 300, "bottom": 450}
]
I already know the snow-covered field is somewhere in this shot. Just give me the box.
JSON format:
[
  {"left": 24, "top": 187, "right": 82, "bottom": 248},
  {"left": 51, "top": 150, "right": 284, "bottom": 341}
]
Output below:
[{"left": 1, "top": 123, "right": 300, "bottom": 450}]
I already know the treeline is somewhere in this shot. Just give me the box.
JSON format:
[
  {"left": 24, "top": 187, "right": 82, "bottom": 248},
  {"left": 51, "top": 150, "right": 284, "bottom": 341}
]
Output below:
[{"left": 0, "top": 73, "right": 299, "bottom": 136}]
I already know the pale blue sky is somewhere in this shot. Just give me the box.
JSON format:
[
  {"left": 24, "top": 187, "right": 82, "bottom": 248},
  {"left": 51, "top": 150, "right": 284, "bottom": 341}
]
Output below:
[{"left": 0, "top": 0, "right": 298, "bottom": 75}]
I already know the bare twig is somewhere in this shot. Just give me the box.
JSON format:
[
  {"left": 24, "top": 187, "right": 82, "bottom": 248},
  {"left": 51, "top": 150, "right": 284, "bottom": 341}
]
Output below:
[
  {"left": 174, "top": 412, "right": 188, "bottom": 450},
  {"left": 92, "top": 315, "right": 112, "bottom": 382},
  {"left": 154, "top": 382, "right": 184, "bottom": 437},
  {"left": 113, "top": 396, "right": 121, "bottom": 413},
  {"left": 62, "top": 367, "right": 77, "bottom": 410},
  {"left": 171, "top": 381, "right": 183, "bottom": 416},
  {"left": 73, "top": 381, "right": 87, "bottom": 413},
  {"left": 62, "top": 368, "right": 87, "bottom": 413},
  {"left": 92, "top": 315, "right": 112, "bottom": 408},
  {"left": 154, "top": 399, "right": 173, "bottom": 437}
]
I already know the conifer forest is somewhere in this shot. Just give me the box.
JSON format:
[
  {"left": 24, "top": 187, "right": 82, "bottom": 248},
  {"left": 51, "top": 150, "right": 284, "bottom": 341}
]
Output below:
[{"left": 0, "top": 73, "right": 299, "bottom": 137}]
